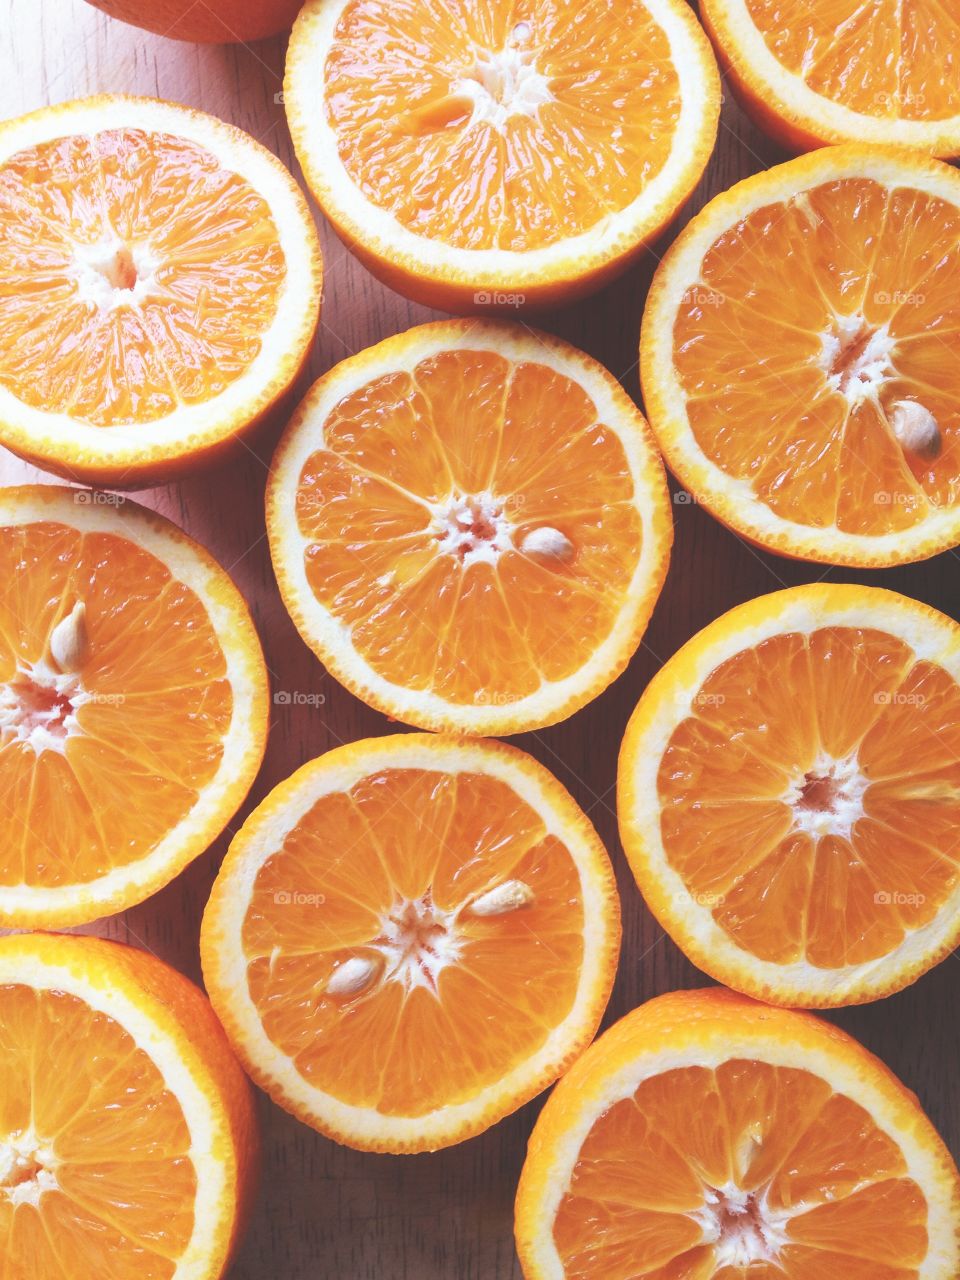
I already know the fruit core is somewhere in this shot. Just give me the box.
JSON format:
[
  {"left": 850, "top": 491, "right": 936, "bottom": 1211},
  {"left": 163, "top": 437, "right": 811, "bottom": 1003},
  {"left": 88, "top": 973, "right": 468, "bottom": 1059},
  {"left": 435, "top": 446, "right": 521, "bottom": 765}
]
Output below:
[
  {"left": 698, "top": 1184, "right": 788, "bottom": 1266},
  {"left": 432, "top": 492, "right": 513, "bottom": 566},
  {"left": 0, "top": 1134, "right": 58, "bottom": 1207},
  {"left": 443, "top": 23, "right": 552, "bottom": 132},
  {"left": 74, "top": 238, "right": 160, "bottom": 310},
  {"left": 0, "top": 664, "right": 87, "bottom": 755},
  {"left": 787, "top": 752, "right": 868, "bottom": 839},
  {"left": 374, "top": 892, "right": 461, "bottom": 994},
  {"left": 821, "top": 313, "right": 896, "bottom": 405}
]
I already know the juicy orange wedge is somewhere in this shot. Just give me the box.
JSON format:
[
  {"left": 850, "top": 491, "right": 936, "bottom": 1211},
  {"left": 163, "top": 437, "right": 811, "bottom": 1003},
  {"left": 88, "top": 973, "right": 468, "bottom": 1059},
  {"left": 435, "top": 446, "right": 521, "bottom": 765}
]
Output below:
[
  {"left": 0, "top": 485, "right": 267, "bottom": 928},
  {"left": 701, "top": 0, "right": 960, "bottom": 155},
  {"left": 516, "top": 989, "right": 960, "bottom": 1280},
  {"left": 201, "top": 734, "right": 620, "bottom": 1152},
  {"left": 0, "top": 95, "right": 321, "bottom": 485},
  {"left": 0, "top": 932, "right": 256, "bottom": 1280},
  {"left": 267, "top": 320, "right": 671, "bottom": 735},
  {"left": 641, "top": 146, "right": 960, "bottom": 566},
  {"left": 618, "top": 583, "right": 960, "bottom": 1008},
  {"left": 284, "top": 0, "right": 720, "bottom": 307}
]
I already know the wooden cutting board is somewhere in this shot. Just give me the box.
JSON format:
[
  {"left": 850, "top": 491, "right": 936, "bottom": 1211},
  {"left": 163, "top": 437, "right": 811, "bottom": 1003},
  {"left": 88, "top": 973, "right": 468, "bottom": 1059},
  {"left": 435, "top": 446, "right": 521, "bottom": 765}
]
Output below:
[{"left": 2, "top": 2, "right": 957, "bottom": 1276}]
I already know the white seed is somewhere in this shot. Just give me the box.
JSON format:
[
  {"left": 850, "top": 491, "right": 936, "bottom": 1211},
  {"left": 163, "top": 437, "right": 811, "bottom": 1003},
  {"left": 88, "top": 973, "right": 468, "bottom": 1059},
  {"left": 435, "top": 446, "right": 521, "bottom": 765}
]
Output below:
[
  {"left": 325, "top": 956, "right": 381, "bottom": 997},
  {"left": 520, "top": 526, "right": 574, "bottom": 562},
  {"left": 49, "top": 602, "right": 88, "bottom": 673},
  {"left": 890, "top": 400, "right": 941, "bottom": 459},
  {"left": 467, "top": 879, "right": 535, "bottom": 917}
]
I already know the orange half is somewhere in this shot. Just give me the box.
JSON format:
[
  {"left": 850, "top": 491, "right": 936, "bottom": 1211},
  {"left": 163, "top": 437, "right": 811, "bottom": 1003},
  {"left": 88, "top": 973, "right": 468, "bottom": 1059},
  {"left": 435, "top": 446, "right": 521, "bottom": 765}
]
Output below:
[
  {"left": 641, "top": 145, "right": 960, "bottom": 566},
  {"left": 702, "top": 0, "right": 960, "bottom": 156},
  {"left": 618, "top": 583, "right": 960, "bottom": 1008},
  {"left": 516, "top": 988, "right": 960, "bottom": 1280},
  {"left": 200, "top": 734, "right": 620, "bottom": 1152},
  {"left": 0, "top": 932, "right": 258, "bottom": 1280},
  {"left": 0, "top": 95, "right": 321, "bottom": 486},
  {"left": 0, "top": 485, "right": 268, "bottom": 928},
  {"left": 284, "top": 0, "right": 719, "bottom": 309},
  {"left": 266, "top": 319, "right": 671, "bottom": 735}
]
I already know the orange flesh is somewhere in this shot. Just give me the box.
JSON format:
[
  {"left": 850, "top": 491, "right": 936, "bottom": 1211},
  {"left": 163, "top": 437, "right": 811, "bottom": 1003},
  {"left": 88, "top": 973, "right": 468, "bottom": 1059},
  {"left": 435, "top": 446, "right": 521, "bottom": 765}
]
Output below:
[
  {"left": 241, "top": 766, "right": 585, "bottom": 1116},
  {"left": 554, "top": 1059, "right": 928, "bottom": 1279},
  {"left": 0, "top": 128, "right": 285, "bottom": 425},
  {"left": 296, "top": 348, "right": 643, "bottom": 703},
  {"left": 324, "top": 0, "right": 681, "bottom": 250},
  {"left": 658, "top": 626, "right": 960, "bottom": 968},
  {"left": 0, "top": 984, "right": 195, "bottom": 1276},
  {"left": 673, "top": 177, "right": 960, "bottom": 532},
  {"left": 744, "top": 0, "right": 960, "bottom": 122},
  {"left": 0, "top": 520, "right": 231, "bottom": 886}
]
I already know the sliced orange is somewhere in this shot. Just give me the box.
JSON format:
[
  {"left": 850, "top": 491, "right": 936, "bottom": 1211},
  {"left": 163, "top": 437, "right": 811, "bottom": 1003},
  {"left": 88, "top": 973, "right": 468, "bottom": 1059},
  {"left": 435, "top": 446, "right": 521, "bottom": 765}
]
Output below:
[
  {"left": 515, "top": 987, "right": 960, "bottom": 1280},
  {"left": 0, "top": 95, "right": 321, "bottom": 487},
  {"left": 0, "top": 484, "right": 268, "bottom": 928},
  {"left": 266, "top": 319, "right": 672, "bottom": 735},
  {"left": 701, "top": 0, "right": 960, "bottom": 156},
  {"left": 284, "top": 0, "right": 720, "bottom": 309},
  {"left": 618, "top": 583, "right": 960, "bottom": 1008},
  {"left": 200, "top": 733, "right": 620, "bottom": 1152},
  {"left": 642, "top": 145, "right": 960, "bottom": 566},
  {"left": 0, "top": 931, "right": 258, "bottom": 1280}
]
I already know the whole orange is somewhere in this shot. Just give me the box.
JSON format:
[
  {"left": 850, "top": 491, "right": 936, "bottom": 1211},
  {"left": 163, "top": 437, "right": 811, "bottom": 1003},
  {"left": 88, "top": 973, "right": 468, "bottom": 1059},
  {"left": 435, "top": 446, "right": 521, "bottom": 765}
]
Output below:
[{"left": 84, "top": 0, "right": 303, "bottom": 42}]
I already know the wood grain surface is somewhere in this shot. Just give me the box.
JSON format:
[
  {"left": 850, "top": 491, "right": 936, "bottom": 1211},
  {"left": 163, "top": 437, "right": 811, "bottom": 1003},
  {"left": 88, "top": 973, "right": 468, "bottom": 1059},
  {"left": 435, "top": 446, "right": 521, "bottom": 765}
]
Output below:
[{"left": 2, "top": 3, "right": 957, "bottom": 1277}]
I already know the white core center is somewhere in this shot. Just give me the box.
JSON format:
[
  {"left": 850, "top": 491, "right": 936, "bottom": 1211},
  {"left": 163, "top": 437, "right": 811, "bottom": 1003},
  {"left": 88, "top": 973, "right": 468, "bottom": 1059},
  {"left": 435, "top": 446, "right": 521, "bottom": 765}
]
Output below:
[
  {"left": 0, "top": 1135, "right": 58, "bottom": 1208},
  {"left": 0, "top": 661, "right": 88, "bottom": 756},
  {"left": 431, "top": 492, "right": 513, "bottom": 568},
  {"left": 452, "top": 29, "right": 553, "bottom": 131},
  {"left": 820, "top": 313, "right": 896, "bottom": 406},
  {"left": 694, "top": 1184, "right": 790, "bottom": 1267},
  {"left": 372, "top": 894, "right": 461, "bottom": 994},
  {"left": 784, "top": 751, "right": 868, "bottom": 839},
  {"left": 73, "top": 238, "right": 161, "bottom": 311}
]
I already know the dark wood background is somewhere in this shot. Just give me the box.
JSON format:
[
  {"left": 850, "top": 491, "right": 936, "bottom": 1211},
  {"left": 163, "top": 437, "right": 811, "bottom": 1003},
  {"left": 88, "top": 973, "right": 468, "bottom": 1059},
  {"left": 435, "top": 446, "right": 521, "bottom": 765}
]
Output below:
[{"left": 2, "top": 2, "right": 956, "bottom": 1275}]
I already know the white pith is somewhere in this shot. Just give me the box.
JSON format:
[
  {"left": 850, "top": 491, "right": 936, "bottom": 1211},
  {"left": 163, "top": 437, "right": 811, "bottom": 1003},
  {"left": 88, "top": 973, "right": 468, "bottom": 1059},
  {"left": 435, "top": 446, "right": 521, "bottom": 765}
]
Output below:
[
  {"left": 371, "top": 893, "right": 462, "bottom": 994},
  {"left": 619, "top": 586, "right": 960, "bottom": 1004},
  {"left": 0, "top": 96, "right": 319, "bottom": 466},
  {"left": 705, "top": 0, "right": 960, "bottom": 151},
  {"left": 643, "top": 150, "right": 960, "bottom": 563},
  {"left": 520, "top": 1028, "right": 960, "bottom": 1280},
  {"left": 286, "top": 0, "right": 719, "bottom": 285},
  {"left": 785, "top": 750, "right": 868, "bottom": 840},
  {"left": 819, "top": 312, "right": 897, "bottom": 406},
  {"left": 692, "top": 1183, "right": 791, "bottom": 1266},
  {"left": 0, "top": 1133, "right": 58, "bottom": 1208},
  {"left": 452, "top": 32, "right": 553, "bottom": 132},
  {"left": 268, "top": 323, "right": 671, "bottom": 734},
  {"left": 430, "top": 491, "right": 514, "bottom": 567},
  {"left": 0, "top": 944, "right": 236, "bottom": 1280},
  {"left": 72, "top": 238, "right": 162, "bottom": 311},
  {"left": 0, "top": 487, "right": 265, "bottom": 924},
  {"left": 201, "top": 736, "right": 618, "bottom": 1148},
  {"left": 0, "top": 659, "right": 88, "bottom": 755}
]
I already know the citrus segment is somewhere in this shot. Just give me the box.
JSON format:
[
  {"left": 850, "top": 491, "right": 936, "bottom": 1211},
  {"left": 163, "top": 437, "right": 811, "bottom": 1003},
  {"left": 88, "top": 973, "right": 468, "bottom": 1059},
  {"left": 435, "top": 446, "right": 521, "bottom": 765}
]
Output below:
[
  {"left": 201, "top": 734, "right": 620, "bottom": 1152},
  {"left": 267, "top": 320, "right": 671, "bottom": 734},
  {"left": 618, "top": 584, "right": 960, "bottom": 1007},
  {"left": 701, "top": 0, "right": 960, "bottom": 155},
  {"left": 0, "top": 932, "right": 257, "bottom": 1280},
  {"left": 641, "top": 147, "right": 960, "bottom": 565},
  {"left": 0, "top": 485, "right": 268, "bottom": 928},
  {"left": 284, "top": 0, "right": 719, "bottom": 308},
  {"left": 0, "top": 95, "right": 321, "bottom": 486},
  {"left": 515, "top": 989, "right": 960, "bottom": 1280}
]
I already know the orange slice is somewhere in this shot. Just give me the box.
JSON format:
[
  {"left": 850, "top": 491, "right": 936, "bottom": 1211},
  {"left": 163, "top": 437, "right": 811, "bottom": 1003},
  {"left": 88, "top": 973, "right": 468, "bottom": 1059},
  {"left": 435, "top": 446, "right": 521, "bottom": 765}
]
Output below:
[
  {"left": 200, "top": 733, "right": 620, "bottom": 1152},
  {"left": 266, "top": 319, "right": 672, "bottom": 735},
  {"left": 618, "top": 583, "right": 960, "bottom": 1008},
  {"left": 515, "top": 988, "right": 960, "bottom": 1280},
  {"left": 283, "top": 0, "right": 720, "bottom": 309},
  {"left": 82, "top": 0, "right": 304, "bottom": 43},
  {"left": 0, "top": 931, "right": 258, "bottom": 1280},
  {"left": 0, "top": 95, "right": 321, "bottom": 487},
  {"left": 641, "top": 145, "right": 960, "bottom": 566},
  {"left": 0, "top": 484, "right": 268, "bottom": 928},
  {"left": 701, "top": 0, "right": 960, "bottom": 156}
]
